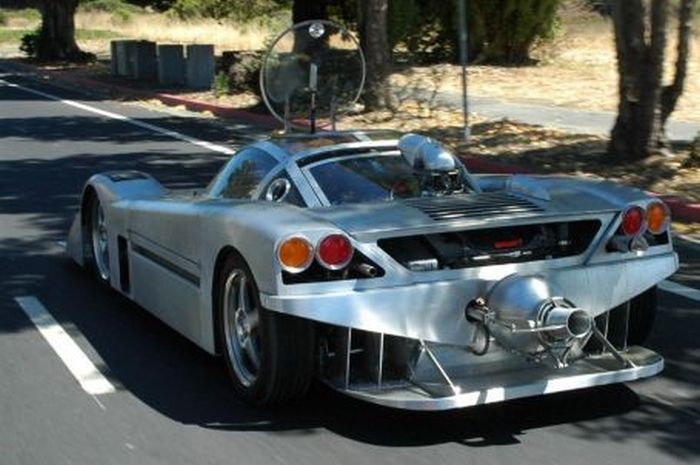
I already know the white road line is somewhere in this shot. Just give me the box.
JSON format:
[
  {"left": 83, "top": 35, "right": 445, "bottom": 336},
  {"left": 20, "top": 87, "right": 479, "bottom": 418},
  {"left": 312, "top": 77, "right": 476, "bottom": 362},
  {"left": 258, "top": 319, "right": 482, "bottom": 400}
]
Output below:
[
  {"left": 14, "top": 296, "right": 116, "bottom": 396},
  {"left": 0, "top": 78, "right": 235, "bottom": 155},
  {"left": 675, "top": 233, "right": 700, "bottom": 247},
  {"left": 659, "top": 280, "right": 700, "bottom": 303}
]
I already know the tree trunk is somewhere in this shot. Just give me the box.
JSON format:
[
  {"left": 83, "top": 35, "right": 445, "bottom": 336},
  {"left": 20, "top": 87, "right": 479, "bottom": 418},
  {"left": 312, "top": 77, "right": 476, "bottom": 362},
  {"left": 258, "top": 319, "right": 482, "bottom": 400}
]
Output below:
[
  {"left": 359, "top": 0, "right": 396, "bottom": 111},
  {"left": 609, "top": 0, "right": 668, "bottom": 161},
  {"left": 36, "top": 0, "right": 92, "bottom": 62},
  {"left": 292, "top": 0, "right": 327, "bottom": 23},
  {"left": 291, "top": 1, "right": 328, "bottom": 53},
  {"left": 659, "top": 0, "right": 695, "bottom": 135}
]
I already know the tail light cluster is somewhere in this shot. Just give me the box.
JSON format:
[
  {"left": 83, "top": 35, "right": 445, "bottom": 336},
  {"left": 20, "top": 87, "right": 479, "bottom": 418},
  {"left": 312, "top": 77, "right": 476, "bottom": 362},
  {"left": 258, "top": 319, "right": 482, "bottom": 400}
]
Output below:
[
  {"left": 610, "top": 201, "right": 670, "bottom": 252},
  {"left": 277, "top": 233, "right": 354, "bottom": 274}
]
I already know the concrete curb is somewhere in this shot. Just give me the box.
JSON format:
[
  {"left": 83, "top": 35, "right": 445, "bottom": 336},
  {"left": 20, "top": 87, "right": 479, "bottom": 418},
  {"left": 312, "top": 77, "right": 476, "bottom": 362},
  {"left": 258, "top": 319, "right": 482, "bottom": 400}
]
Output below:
[
  {"left": 1, "top": 59, "right": 280, "bottom": 129},
  {"left": 3, "top": 59, "right": 698, "bottom": 222}
]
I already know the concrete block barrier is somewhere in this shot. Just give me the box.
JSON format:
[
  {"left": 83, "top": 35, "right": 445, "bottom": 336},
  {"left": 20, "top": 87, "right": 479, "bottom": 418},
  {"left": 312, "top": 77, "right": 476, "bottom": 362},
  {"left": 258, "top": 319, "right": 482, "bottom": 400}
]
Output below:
[
  {"left": 157, "top": 44, "right": 186, "bottom": 87},
  {"left": 186, "top": 44, "right": 215, "bottom": 90},
  {"left": 132, "top": 41, "right": 157, "bottom": 81}
]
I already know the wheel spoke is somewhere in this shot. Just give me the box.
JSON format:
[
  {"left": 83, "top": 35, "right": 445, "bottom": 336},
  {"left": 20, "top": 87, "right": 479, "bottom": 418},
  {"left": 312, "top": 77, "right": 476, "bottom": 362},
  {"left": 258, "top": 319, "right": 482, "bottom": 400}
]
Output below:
[
  {"left": 237, "top": 276, "right": 248, "bottom": 312},
  {"left": 91, "top": 201, "right": 110, "bottom": 280},
  {"left": 247, "top": 309, "right": 259, "bottom": 332},
  {"left": 243, "top": 338, "right": 260, "bottom": 369},
  {"left": 222, "top": 269, "right": 262, "bottom": 387}
]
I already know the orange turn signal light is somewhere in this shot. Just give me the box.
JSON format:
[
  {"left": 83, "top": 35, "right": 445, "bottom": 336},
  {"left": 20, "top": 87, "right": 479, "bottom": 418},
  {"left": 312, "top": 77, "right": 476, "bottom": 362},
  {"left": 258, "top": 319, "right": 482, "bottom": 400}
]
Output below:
[
  {"left": 277, "top": 236, "right": 314, "bottom": 273},
  {"left": 646, "top": 201, "right": 670, "bottom": 234}
]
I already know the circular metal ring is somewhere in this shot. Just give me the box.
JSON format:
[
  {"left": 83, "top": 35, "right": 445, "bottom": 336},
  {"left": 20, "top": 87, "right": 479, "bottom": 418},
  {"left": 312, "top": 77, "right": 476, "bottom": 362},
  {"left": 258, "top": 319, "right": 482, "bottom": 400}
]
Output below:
[
  {"left": 91, "top": 200, "right": 110, "bottom": 281},
  {"left": 223, "top": 270, "right": 262, "bottom": 387}
]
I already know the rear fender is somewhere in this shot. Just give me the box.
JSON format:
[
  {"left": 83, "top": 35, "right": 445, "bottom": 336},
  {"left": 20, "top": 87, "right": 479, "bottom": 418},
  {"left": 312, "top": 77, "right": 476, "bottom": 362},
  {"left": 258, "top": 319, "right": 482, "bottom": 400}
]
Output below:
[{"left": 66, "top": 171, "right": 167, "bottom": 268}]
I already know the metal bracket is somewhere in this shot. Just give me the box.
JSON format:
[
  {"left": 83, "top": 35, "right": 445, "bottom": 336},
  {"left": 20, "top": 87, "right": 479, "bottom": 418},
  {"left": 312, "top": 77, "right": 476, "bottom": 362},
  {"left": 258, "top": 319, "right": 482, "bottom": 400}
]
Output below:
[
  {"left": 592, "top": 326, "right": 634, "bottom": 368},
  {"left": 418, "top": 340, "right": 460, "bottom": 396}
]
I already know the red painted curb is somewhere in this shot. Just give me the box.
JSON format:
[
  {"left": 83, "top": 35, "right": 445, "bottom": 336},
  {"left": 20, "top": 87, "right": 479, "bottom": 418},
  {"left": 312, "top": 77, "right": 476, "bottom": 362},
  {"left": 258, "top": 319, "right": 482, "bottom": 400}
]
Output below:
[
  {"left": 5, "top": 59, "right": 280, "bottom": 128},
  {"left": 658, "top": 196, "right": 700, "bottom": 223},
  {"left": 5, "top": 59, "right": 698, "bottom": 222}
]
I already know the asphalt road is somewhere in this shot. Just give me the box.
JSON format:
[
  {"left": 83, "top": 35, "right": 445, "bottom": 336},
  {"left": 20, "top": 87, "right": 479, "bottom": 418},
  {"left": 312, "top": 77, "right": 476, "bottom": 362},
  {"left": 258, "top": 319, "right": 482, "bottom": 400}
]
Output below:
[{"left": 1, "top": 70, "right": 699, "bottom": 465}]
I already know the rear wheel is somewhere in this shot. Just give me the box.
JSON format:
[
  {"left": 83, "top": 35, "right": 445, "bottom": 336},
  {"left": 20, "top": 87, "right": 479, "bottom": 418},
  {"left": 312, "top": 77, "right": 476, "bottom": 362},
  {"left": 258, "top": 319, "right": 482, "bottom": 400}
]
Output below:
[
  {"left": 87, "top": 194, "right": 110, "bottom": 283},
  {"left": 627, "top": 286, "right": 658, "bottom": 345},
  {"left": 217, "top": 253, "right": 314, "bottom": 405}
]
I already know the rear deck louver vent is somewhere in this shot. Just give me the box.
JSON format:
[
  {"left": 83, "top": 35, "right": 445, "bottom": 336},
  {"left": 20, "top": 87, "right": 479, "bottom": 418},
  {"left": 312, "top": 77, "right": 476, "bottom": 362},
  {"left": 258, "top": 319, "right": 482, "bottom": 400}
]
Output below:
[{"left": 403, "top": 192, "right": 543, "bottom": 221}]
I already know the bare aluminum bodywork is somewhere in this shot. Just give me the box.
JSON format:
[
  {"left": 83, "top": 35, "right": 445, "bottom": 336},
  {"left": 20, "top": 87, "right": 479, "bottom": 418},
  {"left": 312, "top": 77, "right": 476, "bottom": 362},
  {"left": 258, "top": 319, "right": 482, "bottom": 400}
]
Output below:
[{"left": 66, "top": 131, "right": 677, "bottom": 410}]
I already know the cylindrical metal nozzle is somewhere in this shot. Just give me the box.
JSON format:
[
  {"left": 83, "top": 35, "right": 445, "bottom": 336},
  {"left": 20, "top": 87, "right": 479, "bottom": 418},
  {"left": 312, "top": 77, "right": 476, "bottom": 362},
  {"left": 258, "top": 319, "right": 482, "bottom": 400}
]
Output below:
[
  {"left": 354, "top": 263, "right": 378, "bottom": 278},
  {"left": 542, "top": 307, "right": 593, "bottom": 340}
]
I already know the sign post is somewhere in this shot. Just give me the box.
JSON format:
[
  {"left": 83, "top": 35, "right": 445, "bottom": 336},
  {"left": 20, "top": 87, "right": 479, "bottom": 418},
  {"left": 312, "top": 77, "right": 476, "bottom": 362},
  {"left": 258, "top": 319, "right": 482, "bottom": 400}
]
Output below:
[{"left": 458, "top": 0, "right": 470, "bottom": 144}]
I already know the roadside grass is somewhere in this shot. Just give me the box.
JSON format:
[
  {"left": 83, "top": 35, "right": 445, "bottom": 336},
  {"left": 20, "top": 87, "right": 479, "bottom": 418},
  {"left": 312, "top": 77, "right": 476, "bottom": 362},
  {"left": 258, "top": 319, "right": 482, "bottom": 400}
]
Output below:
[
  {"left": 0, "top": 11, "right": 277, "bottom": 58},
  {"left": 0, "top": 8, "right": 281, "bottom": 57},
  {"left": 73, "top": 11, "right": 284, "bottom": 54},
  {"left": 0, "top": 8, "right": 39, "bottom": 28},
  {"left": 0, "top": 28, "right": 118, "bottom": 43}
]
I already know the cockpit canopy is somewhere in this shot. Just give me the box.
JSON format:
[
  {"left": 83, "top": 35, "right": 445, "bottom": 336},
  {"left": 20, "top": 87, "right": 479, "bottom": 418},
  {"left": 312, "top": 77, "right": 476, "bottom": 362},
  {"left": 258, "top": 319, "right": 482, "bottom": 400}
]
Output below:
[{"left": 208, "top": 132, "right": 476, "bottom": 207}]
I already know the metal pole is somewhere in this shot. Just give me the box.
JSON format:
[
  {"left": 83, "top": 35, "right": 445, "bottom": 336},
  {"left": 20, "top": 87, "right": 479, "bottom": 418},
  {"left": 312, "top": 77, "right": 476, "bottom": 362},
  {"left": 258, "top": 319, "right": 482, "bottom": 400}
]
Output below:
[{"left": 458, "top": 0, "right": 470, "bottom": 143}]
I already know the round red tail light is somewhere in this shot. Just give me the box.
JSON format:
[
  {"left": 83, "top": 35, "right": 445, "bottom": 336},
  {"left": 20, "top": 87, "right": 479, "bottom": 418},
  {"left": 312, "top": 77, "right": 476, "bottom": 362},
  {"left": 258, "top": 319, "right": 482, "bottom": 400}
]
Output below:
[
  {"left": 317, "top": 234, "right": 354, "bottom": 270},
  {"left": 621, "top": 206, "right": 645, "bottom": 236}
]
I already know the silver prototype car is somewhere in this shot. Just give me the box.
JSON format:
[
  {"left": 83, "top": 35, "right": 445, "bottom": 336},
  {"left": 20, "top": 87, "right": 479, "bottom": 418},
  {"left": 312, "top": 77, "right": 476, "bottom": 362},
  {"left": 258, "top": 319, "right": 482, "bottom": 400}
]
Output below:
[{"left": 66, "top": 21, "right": 678, "bottom": 410}]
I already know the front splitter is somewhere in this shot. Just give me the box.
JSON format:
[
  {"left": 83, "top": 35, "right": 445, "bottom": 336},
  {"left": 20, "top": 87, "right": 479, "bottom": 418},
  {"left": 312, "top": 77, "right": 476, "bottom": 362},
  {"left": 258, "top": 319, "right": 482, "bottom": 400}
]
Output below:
[{"left": 342, "top": 346, "right": 663, "bottom": 411}]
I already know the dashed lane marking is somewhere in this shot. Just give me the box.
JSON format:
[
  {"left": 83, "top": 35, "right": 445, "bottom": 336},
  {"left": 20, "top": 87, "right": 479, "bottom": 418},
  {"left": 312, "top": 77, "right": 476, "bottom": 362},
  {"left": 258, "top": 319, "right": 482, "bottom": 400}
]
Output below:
[
  {"left": 659, "top": 280, "right": 700, "bottom": 303},
  {"left": 0, "top": 78, "right": 236, "bottom": 155},
  {"left": 14, "top": 296, "right": 116, "bottom": 396}
]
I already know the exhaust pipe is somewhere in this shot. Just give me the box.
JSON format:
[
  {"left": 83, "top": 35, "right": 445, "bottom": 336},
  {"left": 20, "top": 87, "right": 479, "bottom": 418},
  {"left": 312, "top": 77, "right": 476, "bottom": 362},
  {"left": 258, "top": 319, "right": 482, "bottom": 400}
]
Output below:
[
  {"left": 354, "top": 262, "right": 378, "bottom": 278},
  {"left": 540, "top": 305, "right": 593, "bottom": 341}
]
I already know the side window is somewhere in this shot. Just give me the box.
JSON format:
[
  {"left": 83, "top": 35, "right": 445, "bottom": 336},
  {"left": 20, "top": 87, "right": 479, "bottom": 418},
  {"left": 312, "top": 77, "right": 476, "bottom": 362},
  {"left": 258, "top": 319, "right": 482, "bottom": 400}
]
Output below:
[
  {"left": 220, "top": 149, "right": 278, "bottom": 199},
  {"left": 259, "top": 172, "right": 306, "bottom": 207}
]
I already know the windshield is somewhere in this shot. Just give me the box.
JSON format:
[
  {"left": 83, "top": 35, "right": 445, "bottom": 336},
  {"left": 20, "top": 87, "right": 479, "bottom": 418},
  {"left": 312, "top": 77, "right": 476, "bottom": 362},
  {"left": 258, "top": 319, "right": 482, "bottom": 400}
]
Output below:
[{"left": 308, "top": 154, "right": 424, "bottom": 205}]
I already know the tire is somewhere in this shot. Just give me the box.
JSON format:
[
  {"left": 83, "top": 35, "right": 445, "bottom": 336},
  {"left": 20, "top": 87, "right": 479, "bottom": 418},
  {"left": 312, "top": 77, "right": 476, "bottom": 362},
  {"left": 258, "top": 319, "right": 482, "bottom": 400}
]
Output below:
[
  {"left": 85, "top": 193, "right": 110, "bottom": 284},
  {"left": 216, "top": 253, "right": 314, "bottom": 405},
  {"left": 627, "top": 286, "right": 658, "bottom": 346}
]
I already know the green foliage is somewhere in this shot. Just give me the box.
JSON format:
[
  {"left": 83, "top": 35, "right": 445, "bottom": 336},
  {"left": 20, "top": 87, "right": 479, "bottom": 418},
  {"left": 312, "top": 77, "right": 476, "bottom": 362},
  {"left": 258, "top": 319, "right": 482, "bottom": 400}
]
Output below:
[
  {"left": 212, "top": 71, "right": 230, "bottom": 97},
  {"left": 168, "top": 0, "right": 289, "bottom": 22},
  {"left": 2, "top": 27, "right": 115, "bottom": 51},
  {"left": 387, "top": 0, "right": 419, "bottom": 49},
  {"left": 19, "top": 28, "right": 39, "bottom": 58},
  {"left": 0, "top": 10, "right": 7, "bottom": 26},
  {"left": 0, "top": 7, "right": 40, "bottom": 22},
  {"left": 223, "top": 50, "right": 264, "bottom": 94},
  {"left": 398, "top": 0, "right": 562, "bottom": 64},
  {"left": 80, "top": 0, "right": 139, "bottom": 22},
  {"left": 0, "top": 29, "right": 29, "bottom": 44},
  {"left": 479, "top": 0, "right": 561, "bottom": 63},
  {"left": 328, "top": 0, "right": 560, "bottom": 64},
  {"left": 124, "top": 0, "right": 177, "bottom": 12}
]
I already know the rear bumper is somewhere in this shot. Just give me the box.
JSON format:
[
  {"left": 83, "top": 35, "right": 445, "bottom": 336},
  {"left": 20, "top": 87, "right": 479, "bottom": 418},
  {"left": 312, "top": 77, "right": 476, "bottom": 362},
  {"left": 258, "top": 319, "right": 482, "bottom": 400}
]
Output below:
[
  {"left": 260, "top": 252, "right": 678, "bottom": 345},
  {"left": 342, "top": 346, "right": 663, "bottom": 411}
]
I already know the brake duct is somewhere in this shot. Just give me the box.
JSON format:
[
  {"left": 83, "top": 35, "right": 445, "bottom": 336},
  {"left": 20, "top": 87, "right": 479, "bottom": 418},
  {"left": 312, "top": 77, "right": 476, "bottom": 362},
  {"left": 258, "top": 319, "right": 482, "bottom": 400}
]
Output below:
[{"left": 467, "top": 275, "right": 595, "bottom": 367}]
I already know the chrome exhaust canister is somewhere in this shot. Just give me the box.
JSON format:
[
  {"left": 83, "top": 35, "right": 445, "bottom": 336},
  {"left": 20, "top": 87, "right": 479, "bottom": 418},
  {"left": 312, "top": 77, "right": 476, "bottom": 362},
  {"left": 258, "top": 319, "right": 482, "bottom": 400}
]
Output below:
[{"left": 485, "top": 274, "right": 594, "bottom": 361}]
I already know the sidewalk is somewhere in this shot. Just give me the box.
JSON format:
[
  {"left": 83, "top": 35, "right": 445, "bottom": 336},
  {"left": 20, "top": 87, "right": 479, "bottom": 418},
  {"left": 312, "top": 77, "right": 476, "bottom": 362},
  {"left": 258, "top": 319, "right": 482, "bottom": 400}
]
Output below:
[{"left": 397, "top": 87, "right": 700, "bottom": 141}]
